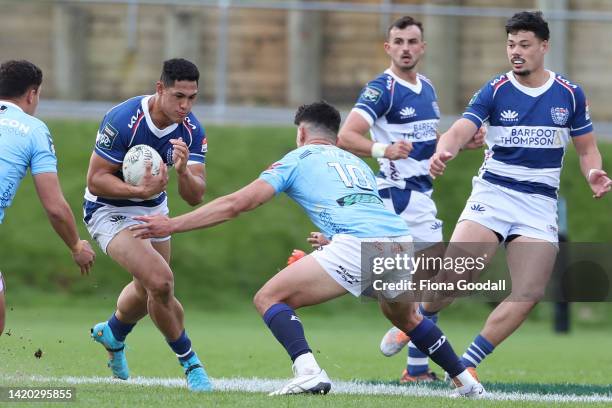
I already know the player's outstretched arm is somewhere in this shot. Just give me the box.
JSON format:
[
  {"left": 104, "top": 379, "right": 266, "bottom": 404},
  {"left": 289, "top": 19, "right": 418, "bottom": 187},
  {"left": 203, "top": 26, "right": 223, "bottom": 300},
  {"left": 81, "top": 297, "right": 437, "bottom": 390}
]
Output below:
[
  {"left": 338, "top": 111, "right": 412, "bottom": 159},
  {"left": 572, "top": 133, "right": 612, "bottom": 198},
  {"left": 170, "top": 137, "right": 206, "bottom": 206},
  {"left": 87, "top": 153, "right": 168, "bottom": 200},
  {"left": 131, "top": 179, "right": 276, "bottom": 238},
  {"left": 33, "top": 173, "right": 96, "bottom": 275},
  {"left": 430, "top": 118, "right": 479, "bottom": 177}
]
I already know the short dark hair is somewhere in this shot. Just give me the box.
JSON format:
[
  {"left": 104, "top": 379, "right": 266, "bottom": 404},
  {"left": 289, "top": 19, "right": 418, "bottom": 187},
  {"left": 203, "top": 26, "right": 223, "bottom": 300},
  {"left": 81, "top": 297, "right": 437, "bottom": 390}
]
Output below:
[
  {"left": 294, "top": 101, "right": 341, "bottom": 140},
  {"left": 387, "top": 16, "right": 424, "bottom": 40},
  {"left": 505, "top": 11, "right": 550, "bottom": 41},
  {"left": 160, "top": 58, "right": 199, "bottom": 87},
  {"left": 0, "top": 60, "right": 43, "bottom": 99}
]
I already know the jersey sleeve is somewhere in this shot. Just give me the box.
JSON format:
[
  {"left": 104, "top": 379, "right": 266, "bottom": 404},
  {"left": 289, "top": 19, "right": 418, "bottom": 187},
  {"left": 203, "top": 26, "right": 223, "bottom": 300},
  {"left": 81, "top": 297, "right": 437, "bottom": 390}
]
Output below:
[
  {"left": 462, "top": 81, "right": 495, "bottom": 128},
  {"left": 570, "top": 86, "right": 593, "bottom": 137},
  {"left": 258, "top": 151, "right": 300, "bottom": 195},
  {"left": 352, "top": 76, "right": 392, "bottom": 126},
  {"left": 94, "top": 114, "right": 128, "bottom": 164},
  {"left": 29, "top": 123, "right": 58, "bottom": 175},
  {"left": 187, "top": 121, "right": 206, "bottom": 165}
]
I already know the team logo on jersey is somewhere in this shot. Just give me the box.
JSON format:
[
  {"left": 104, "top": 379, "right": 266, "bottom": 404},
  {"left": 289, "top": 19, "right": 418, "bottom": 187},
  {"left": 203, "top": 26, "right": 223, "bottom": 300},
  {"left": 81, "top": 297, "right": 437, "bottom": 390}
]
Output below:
[
  {"left": 550, "top": 107, "right": 569, "bottom": 126},
  {"left": 500, "top": 110, "right": 519, "bottom": 123},
  {"left": 96, "top": 123, "right": 118, "bottom": 150},
  {"left": 467, "top": 91, "right": 480, "bottom": 107},
  {"left": 399, "top": 106, "right": 416, "bottom": 119},
  {"left": 362, "top": 86, "right": 383, "bottom": 103}
]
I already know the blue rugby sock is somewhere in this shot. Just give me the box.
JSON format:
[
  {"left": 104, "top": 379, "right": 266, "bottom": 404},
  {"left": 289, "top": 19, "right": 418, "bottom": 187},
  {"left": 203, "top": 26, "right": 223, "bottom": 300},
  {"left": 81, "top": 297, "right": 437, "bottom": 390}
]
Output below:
[
  {"left": 407, "top": 305, "right": 439, "bottom": 376},
  {"left": 461, "top": 334, "right": 494, "bottom": 368},
  {"left": 263, "top": 303, "right": 311, "bottom": 362},
  {"left": 407, "top": 318, "right": 465, "bottom": 378},
  {"left": 108, "top": 313, "right": 136, "bottom": 342},
  {"left": 168, "top": 330, "right": 195, "bottom": 362}
]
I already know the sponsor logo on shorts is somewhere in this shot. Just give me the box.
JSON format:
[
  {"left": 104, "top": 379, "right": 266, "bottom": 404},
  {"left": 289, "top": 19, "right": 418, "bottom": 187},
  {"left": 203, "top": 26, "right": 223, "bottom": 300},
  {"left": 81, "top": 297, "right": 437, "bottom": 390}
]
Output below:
[
  {"left": 290, "top": 315, "right": 301, "bottom": 322},
  {"left": 430, "top": 221, "right": 443, "bottom": 230},
  {"left": 0, "top": 105, "right": 7, "bottom": 114},
  {"left": 470, "top": 203, "right": 486, "bottom": 213},
  {"left": 547, "top": 224, "right": 558, "bottom": 234},
  {"left": 109, "top": 215, "right": 127, "bottom": 223},
  {"left": 335, "top": 265, "right": 358, "bottom": 284}
]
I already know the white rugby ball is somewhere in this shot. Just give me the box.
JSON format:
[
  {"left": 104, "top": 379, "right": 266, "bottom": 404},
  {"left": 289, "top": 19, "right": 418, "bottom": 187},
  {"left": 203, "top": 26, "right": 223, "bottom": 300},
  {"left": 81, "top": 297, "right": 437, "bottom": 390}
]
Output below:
[{"left": 122, "top": 144, "right": 163, "bottom": 186}]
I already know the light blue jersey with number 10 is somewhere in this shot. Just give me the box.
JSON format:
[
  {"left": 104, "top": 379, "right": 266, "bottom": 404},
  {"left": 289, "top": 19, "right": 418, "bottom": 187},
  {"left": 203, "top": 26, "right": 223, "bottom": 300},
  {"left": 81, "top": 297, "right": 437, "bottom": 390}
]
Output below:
[{"left": 259, "top": 144, "right": 410, "bottom": 239}]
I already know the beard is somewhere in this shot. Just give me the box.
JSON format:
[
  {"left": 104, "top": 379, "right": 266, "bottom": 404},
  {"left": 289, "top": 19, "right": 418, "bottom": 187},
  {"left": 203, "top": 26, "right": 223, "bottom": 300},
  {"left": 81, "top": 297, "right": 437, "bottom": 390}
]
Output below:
[{"left": 513, "top": 68, "right": 531, "bottom": 76}]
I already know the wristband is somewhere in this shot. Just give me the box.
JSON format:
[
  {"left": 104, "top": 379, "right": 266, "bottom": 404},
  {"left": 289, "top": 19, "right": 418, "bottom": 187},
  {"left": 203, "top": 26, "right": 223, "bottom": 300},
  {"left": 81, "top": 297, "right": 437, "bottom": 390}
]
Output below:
[{"left": 371, "top": 143, "right": 388, "bottom": 159}]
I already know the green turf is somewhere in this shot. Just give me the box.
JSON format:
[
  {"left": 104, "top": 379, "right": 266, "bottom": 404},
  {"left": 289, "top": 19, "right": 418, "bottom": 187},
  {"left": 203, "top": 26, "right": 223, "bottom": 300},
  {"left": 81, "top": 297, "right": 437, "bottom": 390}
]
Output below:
[{"left": 1, "top": 303, "right": 611, "bottom": 407}]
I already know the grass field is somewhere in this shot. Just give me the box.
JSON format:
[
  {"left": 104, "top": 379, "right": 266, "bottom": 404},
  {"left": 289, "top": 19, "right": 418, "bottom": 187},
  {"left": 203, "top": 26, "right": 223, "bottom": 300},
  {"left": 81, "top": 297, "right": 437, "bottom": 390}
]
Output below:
[{"left": 2, "top": 300, "right": 612, "bottom": 407}]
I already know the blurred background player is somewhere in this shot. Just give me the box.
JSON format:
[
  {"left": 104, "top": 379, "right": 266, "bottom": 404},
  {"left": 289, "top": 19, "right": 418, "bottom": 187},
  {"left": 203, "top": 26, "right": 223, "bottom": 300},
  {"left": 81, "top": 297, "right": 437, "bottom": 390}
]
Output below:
[
  {"left": 337, "top": 16, "right": 484, "bottom": 382},
  {"left": 131, "top": 101, "right": 486, "bottom": 398},
  {"left": 0, "top": 59, "right": 95, "bottom": 335},
  {"left": 428, "top": 11, "right": 611, "bottom": 379},
  {"left": 84, "top": 58, "right": 210, "bottom": 391}
]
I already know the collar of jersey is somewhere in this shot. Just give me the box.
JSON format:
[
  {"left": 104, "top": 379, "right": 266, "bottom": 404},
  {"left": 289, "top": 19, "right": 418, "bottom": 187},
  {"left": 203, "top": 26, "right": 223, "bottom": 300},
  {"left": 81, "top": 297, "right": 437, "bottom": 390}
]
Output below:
[
  {"left": 507, "top": 70, "right": 555, "bottom": 97},
  {"left": 0, "top": 100, "right": 24, "bottom": 112},
  {"left": 384, "top": 69, "right": 422, "bottom": 94},
  {"left": 141, "top": 95, "right": 179, "bottom": 138}
]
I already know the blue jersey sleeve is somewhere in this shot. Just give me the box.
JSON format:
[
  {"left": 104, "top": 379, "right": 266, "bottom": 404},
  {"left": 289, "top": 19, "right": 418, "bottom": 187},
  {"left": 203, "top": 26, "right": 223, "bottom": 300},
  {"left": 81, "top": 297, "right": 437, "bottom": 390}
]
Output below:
[
  {"left": 462, "top": 81, "right": 495, "bottom": 128},
  {"left": 29, "top": 124, "right": 58, "bottom": 175},
  {"left": 353, "top": 76, "right": 392, "bottom": 126},
  {"left": 186, "top": 117, "right": 206, "bottom": 164},
  {"left": 570, "top": 86, "right": 593, "bottom": 137},
  {"left": 94, "top": 115, "right": 128, "bottom": 164},
  {"left": 258, "top": 151, "right": 300, "bottom": 195}
]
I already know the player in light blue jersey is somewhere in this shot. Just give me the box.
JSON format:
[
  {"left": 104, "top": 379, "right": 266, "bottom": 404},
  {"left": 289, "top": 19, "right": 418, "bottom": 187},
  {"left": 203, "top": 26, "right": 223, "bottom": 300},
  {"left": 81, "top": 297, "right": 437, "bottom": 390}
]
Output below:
[
  {"left": 337, "top": 16, "right": 484, "bottom": 382},
  {"left": 0, "top": 60, "right": 95, "bottom": 335},
  {"left": 84, "top": 59, "right": 211, "bottom": 391},
  {"left": 132, "top": 101, "right": 486, "bottom": 398},
  {"left": 429, "top": 11, "right": 611, "bottom": 379}
]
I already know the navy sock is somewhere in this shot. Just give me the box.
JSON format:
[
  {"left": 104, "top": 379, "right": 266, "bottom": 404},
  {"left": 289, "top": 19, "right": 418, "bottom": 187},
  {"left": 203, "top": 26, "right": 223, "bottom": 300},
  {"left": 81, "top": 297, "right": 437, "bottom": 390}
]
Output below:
[
  {"left": 107, "top": 313, "right": 136, "bottom": 342},
  {"left": 462, "top": 334, "right": 495, "bottom": 368},
  {"left": 168, "top": 330, "right": 195, "bottom": 362},
  {"left": 408, "top": 318, "right": 465, "bottom": 378},
  {"left": 263, "top": 303, "right": 311, "bottom": 362},
  {"left": 407, "top": 305, "right": 440, "bottom": 376}
]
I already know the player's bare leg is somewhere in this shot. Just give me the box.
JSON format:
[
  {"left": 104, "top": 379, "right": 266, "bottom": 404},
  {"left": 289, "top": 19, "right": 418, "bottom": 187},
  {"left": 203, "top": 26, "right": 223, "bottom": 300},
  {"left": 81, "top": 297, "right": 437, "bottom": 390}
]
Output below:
[
  {"left": 254, "top": 254, "right": 347, "bottom": 395},
  {"left": 379, "top": 296, "right": 484, "bottom": 397},
  {"left": 480, "top": 236, "right": 557, "bottom": 345}
]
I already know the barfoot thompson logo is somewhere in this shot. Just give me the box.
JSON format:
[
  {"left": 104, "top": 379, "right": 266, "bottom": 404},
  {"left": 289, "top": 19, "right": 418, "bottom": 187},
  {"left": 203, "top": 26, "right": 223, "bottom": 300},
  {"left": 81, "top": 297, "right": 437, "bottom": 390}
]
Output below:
[
  {"left": 399, "top": 106, "right": 417, "bottom": 119},
  {"left": 500, "top": 109, "right": 519, "bottom": 123},
  {"left": 551, "top": 107, "right": 570, "bottom": 126},
  {"left": 470, "top": 203, "right": 485, "bottom": 213}
]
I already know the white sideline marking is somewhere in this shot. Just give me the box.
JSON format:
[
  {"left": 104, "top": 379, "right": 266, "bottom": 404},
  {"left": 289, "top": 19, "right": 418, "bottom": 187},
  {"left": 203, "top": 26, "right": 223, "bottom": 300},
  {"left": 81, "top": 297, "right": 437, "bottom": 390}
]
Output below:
[{"left": 9, "top": 375, "right": 612, "bottom": 403}]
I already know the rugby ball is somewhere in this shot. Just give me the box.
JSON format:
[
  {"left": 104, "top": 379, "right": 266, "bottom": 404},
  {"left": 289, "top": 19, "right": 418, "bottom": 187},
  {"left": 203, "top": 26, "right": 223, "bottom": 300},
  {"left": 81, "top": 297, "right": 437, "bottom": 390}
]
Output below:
[{"left": 122, "top": 144, "right": 163, "bottom": 186}]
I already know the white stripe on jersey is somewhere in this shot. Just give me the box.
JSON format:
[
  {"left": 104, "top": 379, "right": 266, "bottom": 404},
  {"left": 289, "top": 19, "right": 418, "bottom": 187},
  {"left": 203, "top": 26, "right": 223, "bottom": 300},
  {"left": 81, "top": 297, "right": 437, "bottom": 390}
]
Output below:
[
  {"left": 353, "top": 107, "right": 376, "bottom": 126},
  {"left": 480, "top": 158, "right": 562, "bottom": 189}
]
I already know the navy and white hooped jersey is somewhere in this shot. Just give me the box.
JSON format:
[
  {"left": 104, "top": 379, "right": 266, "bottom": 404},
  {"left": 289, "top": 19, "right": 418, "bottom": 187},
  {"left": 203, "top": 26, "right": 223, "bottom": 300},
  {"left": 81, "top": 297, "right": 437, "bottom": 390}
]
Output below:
[
  {"left": 352, "top": 69, "right": 440, "bottom": 192},
  {"left": 84, "top": 95, "right": 207, "bottom": 210},
  {"left": 464, "top": 71, "right": 592, "bottom": 200}
]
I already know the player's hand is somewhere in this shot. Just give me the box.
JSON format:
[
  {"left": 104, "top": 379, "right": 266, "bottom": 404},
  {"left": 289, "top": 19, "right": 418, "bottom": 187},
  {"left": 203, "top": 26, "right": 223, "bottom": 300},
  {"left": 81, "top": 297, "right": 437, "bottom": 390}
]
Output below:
[
  {"left": 385, "top": 140, "right": 413, "bottom": 160},
  {"left": 130, "top": 214, "right": 174, "bottom": 239},
  {"left": 307, "top": 231, "right": 330, "bottom": 249},
  {"left": 137, "top": 161, "right": 168, "bottom": 199},
  {"left": 71, "top": 240, "right": 95, "bottom": 275},
  {"left": 170, "top": 137, "right": 189, "bottom": 175},
  {"left": 588, "top": 169, "right": 612, "bottom": 199},
  {"left": 429, "top": 151, "right": 454, "bottom": 178},
  {"left": 463, "top": 125, "right": 487, "bottom": 150}
]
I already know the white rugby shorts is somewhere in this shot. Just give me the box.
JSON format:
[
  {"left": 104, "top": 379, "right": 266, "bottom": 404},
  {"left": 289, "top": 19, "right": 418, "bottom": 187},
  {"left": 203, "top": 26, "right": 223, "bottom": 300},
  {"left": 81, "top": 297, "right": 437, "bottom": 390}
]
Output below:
[
  {"left": 379, "top": 188, "right": 443, "bottom": 250},
  {"left": 311, "top": 234, "right": 414, "bottom": 298},
  {"left": 459, "top": 177, "right": 559, "bottom": 243},
  {"left": 84, "top": 198, "right": 170, "bottom": 254}
]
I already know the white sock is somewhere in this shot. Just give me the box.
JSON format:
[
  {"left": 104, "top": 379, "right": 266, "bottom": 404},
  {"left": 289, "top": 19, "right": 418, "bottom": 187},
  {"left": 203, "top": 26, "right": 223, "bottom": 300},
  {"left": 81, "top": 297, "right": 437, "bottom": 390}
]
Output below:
[
  {"left": 293, "top": 352, "right": 320, "bottom": 375},
  {"left": 455, "top": 369, "right": 478, "bottom": 387}
]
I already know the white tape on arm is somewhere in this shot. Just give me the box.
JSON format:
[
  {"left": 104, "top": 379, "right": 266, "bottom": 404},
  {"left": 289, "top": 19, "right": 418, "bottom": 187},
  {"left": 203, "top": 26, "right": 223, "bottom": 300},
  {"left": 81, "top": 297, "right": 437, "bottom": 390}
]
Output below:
[{"left": 371, "top": 143, "right": 388, "bottom": 159}]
